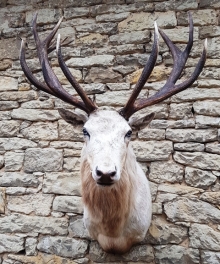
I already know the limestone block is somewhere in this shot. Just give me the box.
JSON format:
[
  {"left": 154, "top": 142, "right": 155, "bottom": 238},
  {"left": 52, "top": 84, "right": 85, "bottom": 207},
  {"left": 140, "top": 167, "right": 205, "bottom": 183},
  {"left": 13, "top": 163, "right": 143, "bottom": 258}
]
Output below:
[
  {"left": 85, "top": 67, "right": 122, "bottom": 83},
  {"left": 149, "top": 181, "right": 158, "bottom": 202},
  {"left": 7, "top": 193, "right": 54, "bottom": 216},
  {"left": 24, "top": 148, "right": 63, "bottom": 173},
  {"left": 0, "top": 120, "right": 20, "bottom": 137},
  {"left": 190, "top": 223, "right": 220, "bottom": 251},
  {"left": 96, "top": 12, "right": 130, "bottom": 22},
  {"left": 0, "top": 137, "right": 37, "bottom": 150},
  {"left": 169, "top": 103, "right": 193, "bottom": 119},
  {"left": 43, "top": 172, "right": 81, "bottom": 196},
  {"left": 76, "top": 22, "right": 117, "bottom": 35},
  {"left": 146, "top": 216, "right": 188, "bottom": 244},
  {"left": 196, "top": 115, "right": 220, "bottom": 128},
  {"left": 149, "top": 160, "right": 184, "bottom": 183},
  {"left": 200, "top": 192, "right": 220, "bottom": 205},
  {"left": 174, "top": 142, "right": 204, "bottom": 152},
  {"left": 21, "top": 99, "right": 54, "bottom": 109},
  {"left": 185, "top": 167, "right": 217, "bottom": 189},
  {"left": 69, "top": 216, "right": 90, "bottom": 239},
  {"left": 53, "top": 196, "right": 83, "bottom": 214},
  {"left": 12, "top": 109, "right": 60, "bottom": 121},
  {"left": 0, "top": 188, "right": 5, "bottom": 213},
  {"left": 172, "top": 88, "right": 220, "bottom": 102},
  {"left": 166, "top": 128, "right": 217, "bottom": 143},
  {"left": 0, "top": 172, "right": 39, "bottom": 187},
  {"left": 0, "top": 110, "right": 10, "bottom": 120},
  {"left": 206, "top": 142, "right": 220, "bottom": 154},
  {"left": 109, "top": 30, "right": 150, "bottom": 45},
  {"left": 0, "top": 38, "right": 19, "bottom": 60},
  {"left": 0, "top": 101, "right": 19, "bottom": 110},
  {"left": 0, "top": 91, "right": 37, "bottom": 102},
  {"left": 193, "top": 100, "right": 220, "bottom": 116},
  {"left": 158, "top": 183, "right": 203, "bottom": 195},
  {"left": 138, "top": 129, "right": 165, "bottom": 140},
  {"left": 58, "top": 120, "right": 83, "bottom": 141},
  {"left": 89, "top": 241, "right": 154, "bottom": 262},
  {"left": 106, "top": 83, "right": 130, "bottom": 91},
  {"left": 132, "top": 140, "right": 173, "bottom": 161},
  {"left": 26, "top": 9, "right": 62, "bottom": 25},
  {"left": 37, "top": 236, "right": 88, "bottom": 258},
  {"left": 53, "top": 67, "right": 82, "bottom": 85},
  {"left": 155, "top": 0, "right": 198, "bottom": 11},
  {"left": 50, "top": 142, "right": 83, "bottom": 154},
  {"left": 199, "top": 0, "right": 220, "bottom": 8},
  {"left": 164, "top": 197, "right": 220, "bottom": 224},
  {"left": 21, "top": 122, "right": 58, "bottom": 141},
  {"left": 201, "top": 251, "right": 220, "bottom": 264},
  {"left": 118, "top": 11, "right": 176, "bottom": 32},
  {"left": 81, "top": 83, "right": 106, "bottom": 94},
  {"left": 63, "top": 157, "right": 80, "bottom": 172},
  {"left": 76, "top": 33, "right": 108, "bottom": 46},
  {"left": 200, "top": 25, "right": 220, "bottom": 38},
  {"left": 177, "top": 9, "right": 216, "bottom": 26},
  {"left": 25, "top": 237, "right": 38, "bottom": 256},
  {"left": 116, "top": 53, "right": 161, "bottom": 67},
  {"left": 0, "top": 76, "right": 18, "bottom": 91},
  {"left": 64, "top": 7, "right": 89, "bottom": 19},
  {"left": 96, "top": 90, "right": 133, "bottom": 106},
  {"left": 174, "top": 151, "right": 220, "bottom": 170},
  {"left": 150, "top": 119, "right": 195, "bottom": 129},
  {"left": 155, "top": 245, "right": 199, "bottom": 264},
  {"left": 0, "top": 156, "right": 3, "bottom": 169},
  {"left": 132, "top": 103, "right": 168, "bottom": 120},
  {"left": 0, "top": 214, "right": 68, "bottom": 235},
  {"left": 4, "top": 151, "right": 24, "bottom": 171},
  {"left": 0, "top": 234, "right": 24, "bottom": 253},
  {"left": 7, "top": 252, "right": 78, "bottom": 264}
]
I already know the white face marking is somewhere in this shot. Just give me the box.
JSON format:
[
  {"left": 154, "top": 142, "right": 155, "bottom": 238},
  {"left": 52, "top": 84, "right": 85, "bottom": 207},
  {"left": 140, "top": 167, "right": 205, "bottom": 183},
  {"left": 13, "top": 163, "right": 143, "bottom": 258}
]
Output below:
[{"left": 82, "top": 109, "right": 132, "bottom": 185}]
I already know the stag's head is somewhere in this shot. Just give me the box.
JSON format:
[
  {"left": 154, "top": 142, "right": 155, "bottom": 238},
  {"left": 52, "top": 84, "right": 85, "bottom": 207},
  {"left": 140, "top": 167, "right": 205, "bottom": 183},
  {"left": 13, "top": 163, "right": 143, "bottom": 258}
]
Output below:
[{"left": 20, "top": 13, "right": 207, "bottom": 186}]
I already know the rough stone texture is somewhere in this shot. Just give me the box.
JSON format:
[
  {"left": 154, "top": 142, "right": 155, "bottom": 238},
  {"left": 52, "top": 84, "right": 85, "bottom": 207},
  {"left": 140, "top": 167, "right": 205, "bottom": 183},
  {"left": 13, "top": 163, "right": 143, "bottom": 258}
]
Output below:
[
  {"left": 24, "top": 148, "right": 63, "bottom": 172},
  {"left": 37, "top": 236, "right": 88, "bottom": 258},
  {"left": 0, "top": 1, "right": 219, "bottom": 263}
]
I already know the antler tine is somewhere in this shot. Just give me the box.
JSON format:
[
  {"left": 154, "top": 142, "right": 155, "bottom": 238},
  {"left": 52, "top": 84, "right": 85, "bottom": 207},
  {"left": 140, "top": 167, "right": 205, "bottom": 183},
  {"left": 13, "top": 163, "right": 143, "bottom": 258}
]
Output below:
[
  {"left": 20, "top": 38, "right": 56, "bottom": 96},
  {"left": 119, "top": 22, "right": 159, "bottom": 119},
  {"left": 56, "top": 34, "right": 97, "bottom": 113},
  {"left": 28, "top": 14, "right": 97, "bottom": 114}
]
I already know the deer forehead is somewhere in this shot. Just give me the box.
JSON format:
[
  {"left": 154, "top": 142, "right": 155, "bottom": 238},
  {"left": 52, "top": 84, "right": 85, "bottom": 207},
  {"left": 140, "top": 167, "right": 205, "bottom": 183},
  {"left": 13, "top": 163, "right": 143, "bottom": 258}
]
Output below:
[{"left": 85, "top": 109, "right": 131, "bottom": 137}]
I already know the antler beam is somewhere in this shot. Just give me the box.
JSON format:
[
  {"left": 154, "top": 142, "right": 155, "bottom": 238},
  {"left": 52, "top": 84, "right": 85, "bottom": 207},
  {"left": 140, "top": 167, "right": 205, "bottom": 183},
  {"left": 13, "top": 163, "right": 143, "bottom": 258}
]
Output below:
[{"left": 119, "top": 13, "right": 207, "bottom": 120}]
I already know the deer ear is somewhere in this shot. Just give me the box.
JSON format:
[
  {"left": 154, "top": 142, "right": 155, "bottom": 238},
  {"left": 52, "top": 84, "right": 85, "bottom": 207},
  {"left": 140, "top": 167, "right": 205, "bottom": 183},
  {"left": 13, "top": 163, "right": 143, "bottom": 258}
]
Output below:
[
  {"left": 128, "top": 112, "right": 155, "bottom": 130},
  {"left": 58, "top": 108, "right": 88, "bottom": 125}
]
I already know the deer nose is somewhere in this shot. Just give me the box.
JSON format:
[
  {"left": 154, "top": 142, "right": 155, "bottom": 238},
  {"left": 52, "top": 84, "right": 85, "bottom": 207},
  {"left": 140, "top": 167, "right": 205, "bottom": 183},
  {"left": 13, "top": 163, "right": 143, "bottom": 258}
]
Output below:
[{"left": 95, "top": 166, "right": 117, "bottom": 186}]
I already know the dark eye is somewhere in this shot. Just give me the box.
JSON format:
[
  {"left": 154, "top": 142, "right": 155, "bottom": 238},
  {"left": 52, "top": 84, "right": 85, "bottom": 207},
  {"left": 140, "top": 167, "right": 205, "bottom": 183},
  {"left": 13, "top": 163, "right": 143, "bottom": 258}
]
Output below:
[
  {"left": 82, "top": 128, "right": 90, "bottom": 137},
  {"left": 125, "top": 130, "right": 132, "bottom": 138}
]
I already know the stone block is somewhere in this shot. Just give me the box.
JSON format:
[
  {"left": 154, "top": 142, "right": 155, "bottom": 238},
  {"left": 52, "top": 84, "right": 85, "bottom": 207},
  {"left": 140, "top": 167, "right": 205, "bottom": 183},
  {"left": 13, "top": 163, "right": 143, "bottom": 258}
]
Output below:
[
  {"left": 164, "top": 197, "right": 220, "bottom": 224},
  {"left": 138, "top": 129, "right": 165, "bottom": 140},
  {"left": 206, "top": 142, "right": 220, "bottom": 154},
  {"left": 66, "top": 55, "right": 114, "bottom": 68},
  {"left": 158, "top": 183, "right": 203, "bottom": 195},
  {"left": 0, "top": 76, "right": 18, "bottom": 91},
  {"left": 26, "top": 9, "right": 62, "bottom": 25},
  {"left": 169, "top": 103, "right": 193, "bottom": 119},
  {"left": 64, "top": 7, "right": 90, "bottom": 19},
  {"left": 0, "top": 188, "right": 5, "bottom": 213},
  {"left": 166, "top": 128, "right": 217, "bottom": 143},
  {"left": 185, "top": 167, "right": 217, "bottom": 189},
  {"left": 149, "top": 160, "right": 184, "bottom": 183},
  {"left": 85, "top": 67, "right": 122, "bottom": 83},
  {"left": 24, "top": 148, "right": 63, "bottom": 173},
  {"left": 193, "top": 100, "right": 220, "bottom": 116},
  {"left": 0, "top": 172, "right": 39, "bottom": 187},
  {"left": 25, "top": 237, "right": 38, "bottom": 256},
  {"left": 21, "top": 122, "right": 58, "bottom": 141},
  {"left": 0, "top": 101, "right": 19, "bottom": 111},
  {"left": 0, "top": 120, "right": 20, "bottom": 137},
  {"left": 53, "top": 196, "right": 83, "bottom": 214},
  {"left": 109, "top": 30, "right": 150, "bottom": 45},
  {"left": 58, "top": 120, "right": 83, "bottom": 141},
  {"left": 7, "top": 193, "right": 54, "bottom": 216},
  {"left": 174, "top": 142, "right": 204, "bottom": 152},
  {"left": 4, "top": 151, "right": 24, "bottom": 171},
  {"left": 96, "top": 90, "right": 132, "bottom": 106},
  {"left": 201, "top": 251, "right": 220, "bottom": 264},
  {"left": 76, "top": 22, "right": 117, "bottom": 35},
  {"left": 200, "top": 25, "right": 220, "bottom": 38},
  {"left": 76, "top": 33, "right": 108, "bottom": 46},
  {"left": 12, "top": 109, "right": 60, "bottom": 121},
  {"left": 0, "top": 38, "right": 19, "bottom": 60},
  {"left": 0, "top": 91, "right": 37, "bottom": 102},
  {"left": 63, "top": 157, "right": 80, "bottom": 172},
  {"left": 69, "top": 216, "right": 90, "bottom": 239},
  {"left": 43, "top": 172, "right": 81, "bottom": 196},
  {"left": 37, "top": 236, "right": 88, "bottom": 258},
  {"left": 96, "top": 12, "right": 130, "bottom": 22},
  {"left": 200, "top": 192, "right": 220, "bottom": 205},
  {"left": 0, "top": 214, "right": 68, "bottom": 235},
  {"left": 177, "top": 10, "right": 216, "bottom": 26},
  {"left": 0, "top": 234, "right": 24, "bottom": 253},
  {"left": 196, "top": 115, "right": 220, "bottom": 128},
  {"left": 132, "top": 140, "right": 173, "bottom": 162},
  {"left": 190, "top": 223, "right": 220, "bottom": 251},
  {"left": 0, "top": 137, "right": 37, "bottom": 150},
  {"left": 21, "top": 99, "right": 54, "bottom": 109}
]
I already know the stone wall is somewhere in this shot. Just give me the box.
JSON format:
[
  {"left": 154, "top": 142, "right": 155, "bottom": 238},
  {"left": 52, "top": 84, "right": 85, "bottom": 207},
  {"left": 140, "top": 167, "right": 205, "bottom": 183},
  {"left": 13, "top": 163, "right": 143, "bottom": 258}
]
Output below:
[{"left": 0, "top": 0, "right": 220, "bottom": 263}]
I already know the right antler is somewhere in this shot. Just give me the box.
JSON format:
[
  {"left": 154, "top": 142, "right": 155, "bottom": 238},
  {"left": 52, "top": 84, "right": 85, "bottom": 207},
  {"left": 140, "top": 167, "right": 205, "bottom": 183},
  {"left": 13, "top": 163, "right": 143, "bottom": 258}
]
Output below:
[
  {"left": 119, "top": 13, "right": 207, "bottom": 120},
  {"left": 20, "top": 13, "right": 97, "bottom": 115}
]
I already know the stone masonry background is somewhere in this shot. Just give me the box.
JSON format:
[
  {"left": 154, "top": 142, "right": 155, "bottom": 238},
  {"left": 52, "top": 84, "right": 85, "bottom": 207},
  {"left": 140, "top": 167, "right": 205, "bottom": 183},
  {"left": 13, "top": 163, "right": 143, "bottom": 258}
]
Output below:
[{"left": 0, "top": 0, "right": 220, "bottom": 263}]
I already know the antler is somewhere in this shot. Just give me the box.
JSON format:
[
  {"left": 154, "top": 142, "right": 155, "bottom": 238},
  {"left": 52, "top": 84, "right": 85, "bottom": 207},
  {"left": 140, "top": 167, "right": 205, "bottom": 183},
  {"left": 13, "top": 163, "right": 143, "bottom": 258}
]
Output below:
[
  {"left": 119, "top": 13, "right": 207, "bottom": 120},
  {"left": 20, "top": 13, "right": 97, "bottom": 115}
]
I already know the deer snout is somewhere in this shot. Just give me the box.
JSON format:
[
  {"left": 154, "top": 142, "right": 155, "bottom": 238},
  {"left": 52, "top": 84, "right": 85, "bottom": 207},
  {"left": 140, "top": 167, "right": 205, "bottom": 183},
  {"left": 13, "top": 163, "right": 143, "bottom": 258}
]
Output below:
[{"left": 95, "top": 166, "right": 117, "bottom": 186}]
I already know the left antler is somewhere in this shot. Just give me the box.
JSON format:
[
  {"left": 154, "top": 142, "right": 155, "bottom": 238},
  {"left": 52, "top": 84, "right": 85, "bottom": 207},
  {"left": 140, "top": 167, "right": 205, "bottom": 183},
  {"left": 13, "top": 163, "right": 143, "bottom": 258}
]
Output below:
[
  {"left": 20, "top": 13, "right": 97, "bottom": 115},
  {"left": 119, "top": 13, "right": 207, "bottom": 120}
]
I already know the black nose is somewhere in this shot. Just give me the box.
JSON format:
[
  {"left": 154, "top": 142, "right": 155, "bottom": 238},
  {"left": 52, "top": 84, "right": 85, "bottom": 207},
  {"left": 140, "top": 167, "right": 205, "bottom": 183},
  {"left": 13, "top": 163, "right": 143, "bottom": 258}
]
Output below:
[{"left": 96, "top": 166, "right": 117, "bottom": 186}]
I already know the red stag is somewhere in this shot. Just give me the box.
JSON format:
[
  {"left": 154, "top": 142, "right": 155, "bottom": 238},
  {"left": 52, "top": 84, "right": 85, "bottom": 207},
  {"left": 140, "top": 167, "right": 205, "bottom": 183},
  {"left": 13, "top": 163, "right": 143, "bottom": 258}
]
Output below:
[{"left": 20, "top": 13, "right": 207, "bottom": 253}]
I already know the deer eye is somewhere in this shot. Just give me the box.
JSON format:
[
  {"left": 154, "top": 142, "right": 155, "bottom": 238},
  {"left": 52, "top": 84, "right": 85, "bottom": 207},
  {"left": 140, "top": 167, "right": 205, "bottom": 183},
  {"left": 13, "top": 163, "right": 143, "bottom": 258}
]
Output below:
[
  {"left": 125, "top": 130, "right": 132, "bottom": 138},
  {"left": 82, "top": 128, "right": 90, "bottom": 137}
]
